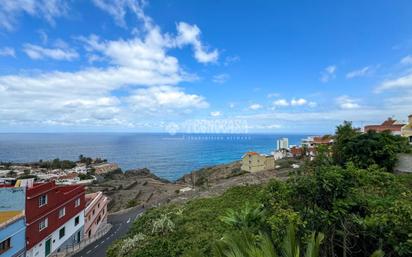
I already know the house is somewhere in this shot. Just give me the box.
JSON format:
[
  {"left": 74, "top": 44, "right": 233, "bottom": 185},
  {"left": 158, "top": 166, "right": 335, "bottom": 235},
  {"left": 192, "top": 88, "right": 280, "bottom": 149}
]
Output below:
[
  {"left": 0, "top": 188, "right": 26, "bottom": 257},
  {"left": 24, "top": 181, "right": 85, "bottom": 257},
  {"left": 276, "top": 138, "right": 289, "bottom": 150},
  {"left": 0, "top": 212, "right": 25, "bottom": 257},
  {"left": 273, "top": 150, "right": 287, "bottom": 160},
  {"left": 364, "top": 117, "right": 405, "bottom": 135},
  {"left": 290, "top": 146, "right": 303, "bottom": 158},
  {"left": 84, "top": 192, "right": 108, "bottom": 239},
  {"left": 401, "top": 114, "right": 412, "bottom": 144},
  {"left": 241, "top": 152, "right": 275, "bottom": 172},
  {"left": 301, "top": 135, "right": 334, "bottom": 147}
]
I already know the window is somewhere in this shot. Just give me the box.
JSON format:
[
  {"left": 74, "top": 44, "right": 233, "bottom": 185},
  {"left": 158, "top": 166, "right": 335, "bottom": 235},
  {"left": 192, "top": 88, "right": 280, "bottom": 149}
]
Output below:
[
  {"left": 58, "top": 207, "right": 66, "bottom": 218},
  {"left": 59, "top": 227, "right": 65, "bottom": 239},
  {"left": 39, "top": 218, "right": 48, "bottom": 231},
  {"left": 0, "top": 238, "right": 11, "bottom": 254},
  {"left": 74, "top": 216, "right": 79, "bottom": 226},
  {"left": 409, "top": 136, "right": 412, "bottom": 143},
  {"left": 39, "top": 194, "right": 48, "bottom": 207},
  {"left": 92, "top": 209, "right": 95, "bottom": 215},
  {"left": 75, "top": 198, "right": 80, "bottom": 207}
]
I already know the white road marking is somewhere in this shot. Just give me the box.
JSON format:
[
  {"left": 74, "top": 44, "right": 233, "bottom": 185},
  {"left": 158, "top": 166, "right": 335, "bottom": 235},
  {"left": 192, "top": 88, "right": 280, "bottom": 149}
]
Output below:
[
  {"left": 86, "top": 250, "right": 91, "bottom": 254},
  {"left": 127, "top": 218, "right": 131, "bottom": 223},
  {"left": 94, "top": 245, "right": 98, "bottom": 249}
]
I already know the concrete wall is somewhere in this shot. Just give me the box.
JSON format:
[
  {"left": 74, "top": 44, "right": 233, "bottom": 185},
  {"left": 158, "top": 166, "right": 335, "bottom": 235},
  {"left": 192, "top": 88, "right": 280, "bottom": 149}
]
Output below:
[
  {"left": 0, "top": 217, "right": 26, "bottom": 257},
  {"left": 0, "top": 187, "right": 25, "bottom": 211},
  {"left": 395, "top": 153, "right": 412, "bottom": 173}
]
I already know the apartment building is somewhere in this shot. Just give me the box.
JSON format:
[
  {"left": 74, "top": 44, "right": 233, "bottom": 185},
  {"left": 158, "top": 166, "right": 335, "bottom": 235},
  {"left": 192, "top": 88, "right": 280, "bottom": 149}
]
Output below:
[
  {"left": 276, "top": 138, "right": 289, "bottom": 150},
  {"left": 84, "top": 192, "right": 108, "bottom": 239},
  {"left": 241, "top": 152, "right": 275, "bottom": 172},
  {"left": 25, "top": 181, "right": 85, "bottom": 257}
]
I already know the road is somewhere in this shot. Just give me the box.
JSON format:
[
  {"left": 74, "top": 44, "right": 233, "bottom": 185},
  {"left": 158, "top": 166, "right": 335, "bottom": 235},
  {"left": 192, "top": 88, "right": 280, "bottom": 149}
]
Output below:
[{"left": 72, "top": 207, "right": 144, "bottom": 257}]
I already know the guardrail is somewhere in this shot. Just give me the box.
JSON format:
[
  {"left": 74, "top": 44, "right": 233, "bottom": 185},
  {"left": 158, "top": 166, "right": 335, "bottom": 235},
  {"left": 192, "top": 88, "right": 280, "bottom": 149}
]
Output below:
[{"left": 50, "top": 223, "right": 112, "bottom": 257}]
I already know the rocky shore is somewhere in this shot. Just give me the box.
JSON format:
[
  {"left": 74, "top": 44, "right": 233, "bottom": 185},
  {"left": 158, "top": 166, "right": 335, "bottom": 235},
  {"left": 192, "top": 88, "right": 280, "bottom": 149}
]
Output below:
[{"left": 88, "top": 158, "right": 300, "bottom": 212}]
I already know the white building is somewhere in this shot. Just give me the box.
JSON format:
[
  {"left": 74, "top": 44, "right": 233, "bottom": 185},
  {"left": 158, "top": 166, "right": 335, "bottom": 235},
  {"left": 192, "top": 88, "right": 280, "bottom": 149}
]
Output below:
[
  {"left": 276, "top": 138, "right": 289, "bottom": 150},
  {"left": 26, "top": 211, "right": 85, "bottom": 257}
]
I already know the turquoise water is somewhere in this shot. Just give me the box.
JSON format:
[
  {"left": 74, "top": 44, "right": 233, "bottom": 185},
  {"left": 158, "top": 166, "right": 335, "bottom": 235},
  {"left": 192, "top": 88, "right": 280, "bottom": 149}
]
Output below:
[{"left": 0, "top": 133, "right": 308, "bottom": 180}]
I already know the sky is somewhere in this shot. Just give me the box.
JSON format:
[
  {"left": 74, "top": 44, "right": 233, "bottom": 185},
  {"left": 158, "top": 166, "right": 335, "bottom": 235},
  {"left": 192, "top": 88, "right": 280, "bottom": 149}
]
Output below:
[{"left": 0, "top": 0, "right": 412, "bottom": 134}]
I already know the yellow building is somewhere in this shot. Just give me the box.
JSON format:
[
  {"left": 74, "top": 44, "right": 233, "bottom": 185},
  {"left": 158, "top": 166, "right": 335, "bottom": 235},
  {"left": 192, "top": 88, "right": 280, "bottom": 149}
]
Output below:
[
  {"left": 401, "top": 114, "right": 412, "bottom": 144},
  {"left": 241, "top": 152, "right": 275, "bottom": 172}
]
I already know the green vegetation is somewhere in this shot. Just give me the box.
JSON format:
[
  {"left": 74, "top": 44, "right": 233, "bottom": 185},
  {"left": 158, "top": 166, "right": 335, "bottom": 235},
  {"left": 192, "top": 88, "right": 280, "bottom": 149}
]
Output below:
[
  {"left": 108, "top": 122, "right": 412, "bottom": 257},
  {"left": 332, "top": 121, "right": 411, "bottom": 171},
  {"left": 78, "top": 154, "right": 107, "bottom": 165},
  {"left": 78, "top": 172, "right": 94, "bottom": 180},
  {"left": 39, "top": 158, "right": 76, "bottom": 170}
]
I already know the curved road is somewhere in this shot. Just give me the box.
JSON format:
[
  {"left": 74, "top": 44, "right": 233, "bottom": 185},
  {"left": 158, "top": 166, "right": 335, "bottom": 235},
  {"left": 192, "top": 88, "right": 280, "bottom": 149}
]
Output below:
[{"left": 72, "top": 207, "right": 144, "bottom": 257}]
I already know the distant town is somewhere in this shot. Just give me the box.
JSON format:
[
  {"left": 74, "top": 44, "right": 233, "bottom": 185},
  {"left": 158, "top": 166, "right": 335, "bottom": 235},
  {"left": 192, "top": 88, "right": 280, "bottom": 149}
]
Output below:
[{"left": 0, "top": 114, "right": 411, "bottom": 257}]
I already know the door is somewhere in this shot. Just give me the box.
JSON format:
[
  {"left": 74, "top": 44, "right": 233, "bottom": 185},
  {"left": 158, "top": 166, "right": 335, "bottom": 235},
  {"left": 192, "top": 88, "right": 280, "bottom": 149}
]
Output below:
[
  {"left": 45, "top": 238, "right": 51, "bottom": 256},
  {"left": 77, "top": 231, "right": 81, "bottom": 243}
]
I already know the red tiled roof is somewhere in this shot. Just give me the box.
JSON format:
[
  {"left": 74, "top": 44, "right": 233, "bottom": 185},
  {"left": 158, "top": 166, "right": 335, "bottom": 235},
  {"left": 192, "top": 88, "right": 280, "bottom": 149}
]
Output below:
[
  {"left": 313, "top": 136, "right": 333, "bottom": 144},
  {"left": 364, "top": 118, "right": 405, "bottom": 133}
]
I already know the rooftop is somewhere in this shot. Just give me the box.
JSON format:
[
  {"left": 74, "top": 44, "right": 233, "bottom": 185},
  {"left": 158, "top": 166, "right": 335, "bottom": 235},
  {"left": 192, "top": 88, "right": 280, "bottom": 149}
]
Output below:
[{"left": 0, "top": 211, "right": 24, "bottom": 227}]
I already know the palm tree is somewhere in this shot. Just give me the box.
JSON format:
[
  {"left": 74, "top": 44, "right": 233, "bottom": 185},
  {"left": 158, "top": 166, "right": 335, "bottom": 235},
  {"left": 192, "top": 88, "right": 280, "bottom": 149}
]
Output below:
[
  {"left": 220, "top": 203, "right": 265, "bottom": 230},
  {"left": 213, "top": 224, "right": 324, "bottom": 257}
]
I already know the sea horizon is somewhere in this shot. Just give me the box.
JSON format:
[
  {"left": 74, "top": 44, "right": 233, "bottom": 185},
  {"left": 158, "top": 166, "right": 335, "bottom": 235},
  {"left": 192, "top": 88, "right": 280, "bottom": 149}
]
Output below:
[{"left": 0, "top": 133, "right": 311, "bottom": 181}]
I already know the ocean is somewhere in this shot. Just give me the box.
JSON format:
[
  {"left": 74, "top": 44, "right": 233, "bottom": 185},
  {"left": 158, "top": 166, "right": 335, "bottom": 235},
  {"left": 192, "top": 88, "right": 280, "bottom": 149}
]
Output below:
[{"left": 0, "top": 133, "right": 308, "bottom": 181}]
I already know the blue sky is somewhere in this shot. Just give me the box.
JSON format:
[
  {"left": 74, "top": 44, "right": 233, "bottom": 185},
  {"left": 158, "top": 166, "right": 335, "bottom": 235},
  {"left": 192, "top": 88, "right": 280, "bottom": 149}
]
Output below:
[{"left": 0, "top": 0, "right": 412, "bottom": 134}]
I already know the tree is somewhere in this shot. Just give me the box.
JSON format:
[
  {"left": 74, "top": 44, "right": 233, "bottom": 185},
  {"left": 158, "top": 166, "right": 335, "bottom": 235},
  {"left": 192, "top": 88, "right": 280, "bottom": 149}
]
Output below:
[
  {"left": 343, "top": 131, "right": 410, "bottom": 172},
  {"left": 213, "top": 224, "right": 325, "bottom": 257},
  {"left": 220, "top": 203, "right": 266, "bottom": 232},
  {"left": 332, "top": 121, "right": 360, "bottom": 166}
]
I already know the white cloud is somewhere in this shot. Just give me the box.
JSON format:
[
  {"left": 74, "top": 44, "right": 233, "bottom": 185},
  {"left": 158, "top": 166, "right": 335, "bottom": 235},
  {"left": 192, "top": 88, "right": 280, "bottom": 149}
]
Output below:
[
  {"left": 336, "top": 95, "right": 360, "bottom": 109},
  {"left": 92, "top": 0, "right": 150, "bottom": 29},
  {"left": 224, "top": 55, "right": 240, "bottom": 66},
  {"left": 273, "top": 99, "right": 289, "bottom": 106},
  {"left": 212, "top": 73, "right": 229, "bottom": 84},
  {"left": 308, "top": 101, "right": 317, "bottom": 108},
  {"left": 401, "top": 55, "right": 412, "bottom": 65},
  {"left": 272, "top": 98, "right": 316, "bottom": 108},
  {"left": 229, "top": 103, "right": 235, "bottom": 108},
  {"left": 0, "top": 47, "right": 15, "bottom": 57},
  {"left": 0, "top": 0, "right": 68, "bottom": 31},
  {"left": 248, "top": 124, "right": 282, "bottom": 130},
  {"left": 127, "top": 86, "right": 209, "bottom": 113},
  {"left": 249, "top": 104, "right": 263, "bottom": 110},
  {"left": 210, "top": 111, "right": 222, "bottom": 117},
  {"left": 376, "top": 72, "right": 412, "bottom": 92},
  {"left": 346, "top": 66, "right": 373, "bottom": 79},
  {"left": 23, "top": 44, "right": 79, "bottom": 61},
  {"left": 176, "top": 22, "right": 218, "bottom": 63},
  {"left": 320, "top": 65, "right": 337, "bottom": 83},
  {"left": 0, "top": 3, "right": 220, "bottom": 128},
  {"left": 291, "top": 98, "right": 307, "bottom": 106}
]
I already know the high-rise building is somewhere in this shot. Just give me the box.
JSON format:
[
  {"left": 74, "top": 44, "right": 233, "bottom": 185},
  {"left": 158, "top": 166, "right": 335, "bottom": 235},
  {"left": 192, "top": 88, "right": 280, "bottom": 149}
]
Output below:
[{"left": 276, "top": 138, "right": 289, "bottom": 150}]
